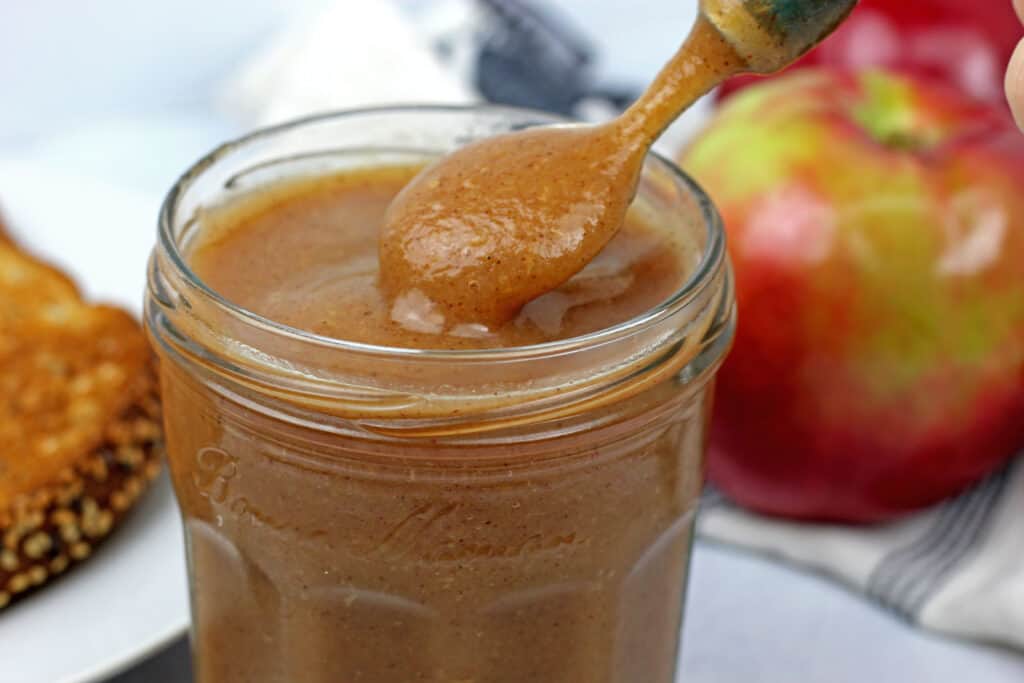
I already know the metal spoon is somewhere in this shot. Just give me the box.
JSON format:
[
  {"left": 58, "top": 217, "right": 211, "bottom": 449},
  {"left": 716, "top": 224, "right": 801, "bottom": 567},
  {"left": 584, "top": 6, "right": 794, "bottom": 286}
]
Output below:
[{"left": 380, "top": 0, "right": 859, "bottom": 327}]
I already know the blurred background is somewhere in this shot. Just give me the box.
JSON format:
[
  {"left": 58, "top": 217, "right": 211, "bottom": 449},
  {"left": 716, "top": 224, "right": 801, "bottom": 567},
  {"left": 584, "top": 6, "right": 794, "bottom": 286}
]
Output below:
[{"left": 1, "top": 1, "right": 1023, "bottom": 682}]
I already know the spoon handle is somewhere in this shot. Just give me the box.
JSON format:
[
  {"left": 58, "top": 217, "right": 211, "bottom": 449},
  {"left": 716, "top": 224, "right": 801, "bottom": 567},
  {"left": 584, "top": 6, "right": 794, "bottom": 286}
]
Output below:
[
  {"left": 617, "top": 0, "right": 858, "bottom": 148},
  {"left": 617, "top": 15, "right": 745, "bottom": 148}
]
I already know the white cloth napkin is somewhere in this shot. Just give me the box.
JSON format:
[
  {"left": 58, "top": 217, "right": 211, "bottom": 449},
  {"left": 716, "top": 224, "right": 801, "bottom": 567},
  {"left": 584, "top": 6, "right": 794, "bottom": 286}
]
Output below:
[
  {"left": 216, "top": 0, "right": 1024, "bottom": 653},
  {"left": 700, "top": 459, "right": 1024, "bottom": 651}
]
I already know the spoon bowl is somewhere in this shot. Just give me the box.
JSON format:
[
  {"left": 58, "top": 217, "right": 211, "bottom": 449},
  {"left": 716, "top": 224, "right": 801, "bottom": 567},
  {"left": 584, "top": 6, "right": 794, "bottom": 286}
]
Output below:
[{"left": 379, "top": 123, "right": 642, "bottom": 327}]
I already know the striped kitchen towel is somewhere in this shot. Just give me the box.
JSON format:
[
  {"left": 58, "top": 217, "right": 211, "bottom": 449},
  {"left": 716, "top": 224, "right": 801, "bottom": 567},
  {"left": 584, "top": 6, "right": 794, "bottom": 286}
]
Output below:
[{"left": 698, "top": 457, "right": 1024, "bottom": 650}]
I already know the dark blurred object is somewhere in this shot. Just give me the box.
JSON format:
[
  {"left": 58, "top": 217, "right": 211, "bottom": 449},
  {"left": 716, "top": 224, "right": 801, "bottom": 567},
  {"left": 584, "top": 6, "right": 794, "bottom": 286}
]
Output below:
[
  {"left": 417, "top": 0, "right": 639, "bottom": 115},
  {"left": 718, "top": 0, "right": 1024, "bottom": 107},
  {"left": 475, "top": 0, "right": 593, "bottom": 113}
]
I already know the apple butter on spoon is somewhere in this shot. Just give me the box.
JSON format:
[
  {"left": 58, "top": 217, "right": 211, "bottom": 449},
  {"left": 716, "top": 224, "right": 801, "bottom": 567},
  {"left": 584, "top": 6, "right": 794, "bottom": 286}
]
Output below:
[{"left": 379, "top": 0, "right": 858, "bottom": 329}]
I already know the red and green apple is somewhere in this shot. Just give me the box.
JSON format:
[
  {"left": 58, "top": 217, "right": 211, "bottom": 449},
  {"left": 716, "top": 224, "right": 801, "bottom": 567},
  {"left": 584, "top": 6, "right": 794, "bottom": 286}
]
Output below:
[{"left": 682, "top": 69, "right": 1024, "bottom": 523}]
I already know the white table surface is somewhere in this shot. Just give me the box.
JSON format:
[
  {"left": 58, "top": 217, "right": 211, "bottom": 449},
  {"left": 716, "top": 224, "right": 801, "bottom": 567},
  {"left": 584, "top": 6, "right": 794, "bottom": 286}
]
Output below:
[{"left": 2, "top": 1, "right": 1022, "bottom": 681}]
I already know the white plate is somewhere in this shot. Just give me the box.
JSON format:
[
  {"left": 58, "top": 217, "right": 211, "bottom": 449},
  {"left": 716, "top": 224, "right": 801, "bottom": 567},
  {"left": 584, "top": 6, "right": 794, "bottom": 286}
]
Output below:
[
  {"left": 0, "top": 476, "right": 189, "bottom": 683},
  {"left": 0, "top": 160, "right": 190, "bottom": 683}
]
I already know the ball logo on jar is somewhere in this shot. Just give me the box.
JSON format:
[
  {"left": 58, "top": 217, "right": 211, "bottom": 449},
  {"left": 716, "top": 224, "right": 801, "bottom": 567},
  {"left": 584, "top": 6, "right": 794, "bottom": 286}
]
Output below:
[{"left": 191, "top": 446, "right": 297, "bottom": 533}]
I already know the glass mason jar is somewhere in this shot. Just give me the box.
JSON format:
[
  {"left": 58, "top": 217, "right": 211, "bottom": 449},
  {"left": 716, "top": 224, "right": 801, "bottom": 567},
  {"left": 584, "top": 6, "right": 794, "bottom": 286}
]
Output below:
[{"left": 145, "top": 107, "right": 735, "bottom": 683}]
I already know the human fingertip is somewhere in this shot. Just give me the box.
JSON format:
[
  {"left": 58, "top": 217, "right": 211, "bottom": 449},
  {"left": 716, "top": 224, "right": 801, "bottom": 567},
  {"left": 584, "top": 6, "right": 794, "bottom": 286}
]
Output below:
[{"left": 1008, "top": 39, "right": 1024, "bottom": 130}]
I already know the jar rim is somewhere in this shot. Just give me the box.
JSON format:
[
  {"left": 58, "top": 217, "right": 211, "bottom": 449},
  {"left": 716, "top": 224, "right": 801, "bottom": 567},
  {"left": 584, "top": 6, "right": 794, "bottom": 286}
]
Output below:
[{"left": 157, "top": 104, "right": 727, "bottom": 364}]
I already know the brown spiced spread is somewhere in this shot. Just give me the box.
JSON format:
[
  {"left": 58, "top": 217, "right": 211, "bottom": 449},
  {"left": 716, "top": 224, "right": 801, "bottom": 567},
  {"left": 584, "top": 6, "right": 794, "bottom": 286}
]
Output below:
[
  {"left": 169, "top": 162, "right": 712, "bottom": 683},
  {"left": 192, "top": 165, "right": 694, "bottom": 349}
]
